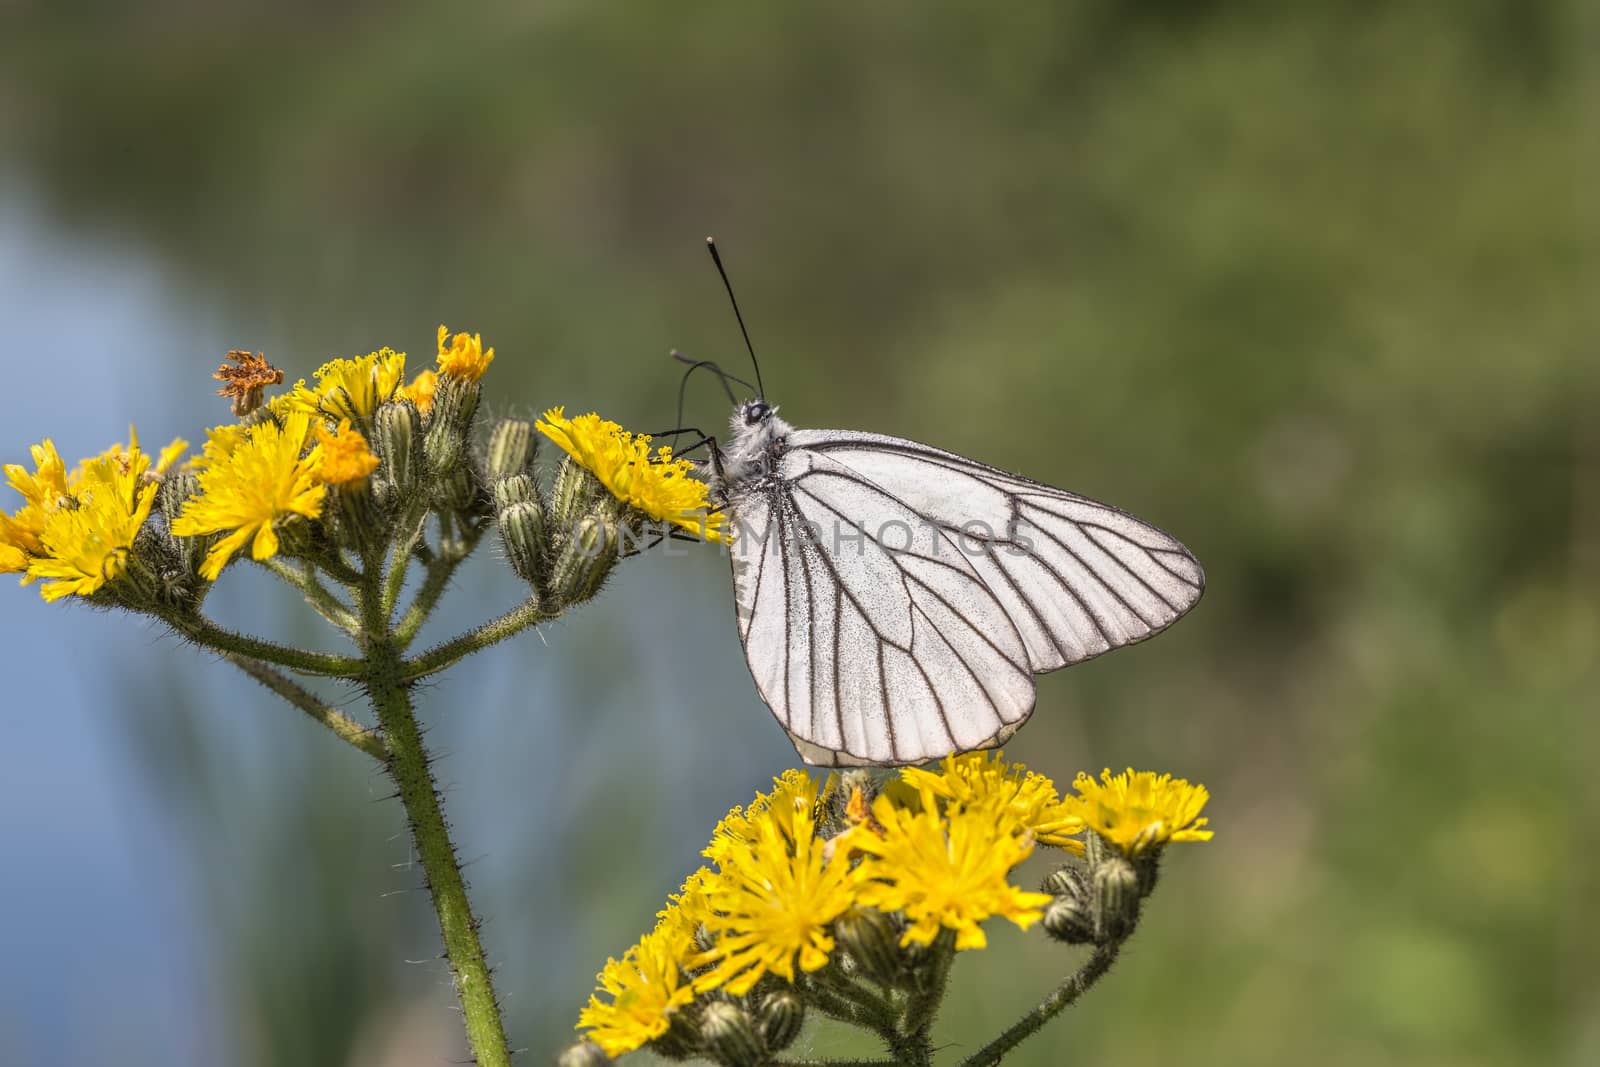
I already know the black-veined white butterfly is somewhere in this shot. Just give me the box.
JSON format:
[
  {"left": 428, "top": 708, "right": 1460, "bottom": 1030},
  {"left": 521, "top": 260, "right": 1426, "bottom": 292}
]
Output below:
[{"left": 685, "top": 241, "right": 1204, "bottom": 768}]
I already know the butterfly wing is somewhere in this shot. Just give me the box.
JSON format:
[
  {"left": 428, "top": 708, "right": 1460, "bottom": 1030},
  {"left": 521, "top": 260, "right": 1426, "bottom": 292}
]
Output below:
[
  {"left": 728, "top": 447, "right": 1037, "bottom": 767},
  {"left": 787, "top": 429, "right": 1206, "bottom": 674}
]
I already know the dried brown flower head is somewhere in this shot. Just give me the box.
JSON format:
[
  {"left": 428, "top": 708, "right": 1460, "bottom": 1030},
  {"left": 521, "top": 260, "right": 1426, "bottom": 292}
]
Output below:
[{"left": 213, "top": 350, "right": 284, "bottom": 416}]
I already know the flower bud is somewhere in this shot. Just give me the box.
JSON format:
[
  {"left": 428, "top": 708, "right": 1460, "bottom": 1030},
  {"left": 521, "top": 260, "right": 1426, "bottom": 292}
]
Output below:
[
  {"left": 424, "top": 375, "right": 480, "bottom": 476},
  {"left": 555, "top": 1040, "right": 608, "bottom": 1067},
  {"left": 433, "top": 463, "right": 484, "bottom": 516},
  {"left": 1041, "top": 865, "right": 1088, "bottom": 901},
  {"left": 329, "top": 481, "right": 385, "bottom": 554},
  {"left": 487, "top": 417, "right": 537, "bottom": 483},
  {"left": 550, "top": 456, "right": 602, "bottom": 528},
  {"left": 653, "top": 1004, "right": 702, "bottom": 1061},
  {"left": 699, "top": 1001, "right": 763, "bottom": 1067},
  {"left": 499, "top": 499, "right": 548, "bottom": 590},
  {"left": 1042, "top": 893, "right": 1095, "bottom": 945},
  {"left": 374, "top": 399, "right": 424, "bottom": 501},
  {"left": 160, "top": 471, "right": 210, "bottom": 580},
  {"left": 549, "top": 515, "right": 618, "bottom": 608},
  {"left": 494, "top": 473, "right": 540, "bottom": 512},
  {"left": 758, "top": 989, "right": 805, "bottom": 1053},
  {"left": 834, "top": 907, "right": 903, "bottom": 988},
  {"left": 1093, "top": 855, "right": 1140, "bottom": 943}
]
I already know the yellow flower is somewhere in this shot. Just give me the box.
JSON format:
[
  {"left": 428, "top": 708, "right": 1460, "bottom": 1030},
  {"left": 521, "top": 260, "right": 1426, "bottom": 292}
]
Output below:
[
  {"left": 849, "top": 786, "right": 1051, "bottom": 951},
  {"left": 536, "top": 407, "right": 729, "bottom": 543},
  {"left": 576, "top": 925, "right": 696, "bottom": 1058},
  {"left": 398, "top": 368, "right": 438, "bottom": 415},
  {"left": 1069, "top": 769, "right": 1213, "bottom": 856},
  {"left": 314, "top": 419, "right": 381, "bottom": 485},
  {"left": 655, "top": 867, "right": 717, "bottom": 947},
  {"left": 171, "top": 413, "right": 327, "bottom": 580},
  {"left": 3, "top": 430, "right": 186, "bottom": 600},
  {"left": 1, "top": 439, "right": 70, "bottom": 566},
  {"left": 901, "top": 751, "right": 1086, "bottom": 852},
  {"left": 694, "top": 787, "right": 856, "bottom": 995},
  {"left": 703, "top": 768, "right": 818, "bottom": 866},
  {"left": 283, "top": 348, "right": 407, "bottom": 423},
  {"left": 436, "top": 324, "right": 494, "bottom": 381}
]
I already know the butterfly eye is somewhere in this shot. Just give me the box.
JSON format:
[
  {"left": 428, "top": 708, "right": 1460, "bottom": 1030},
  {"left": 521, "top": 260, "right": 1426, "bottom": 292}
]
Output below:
[{"left": 745, "top": 401, "right": 770, "bottom": 424}]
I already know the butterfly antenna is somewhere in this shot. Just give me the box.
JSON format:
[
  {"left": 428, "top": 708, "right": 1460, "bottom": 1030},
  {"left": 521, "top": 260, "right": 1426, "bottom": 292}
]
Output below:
[
  {"left": 705, "top": 236, "right": 766, "bottom": 399},
  {"left": 672, "top": 350, "right": 745, "bottom": 417}
]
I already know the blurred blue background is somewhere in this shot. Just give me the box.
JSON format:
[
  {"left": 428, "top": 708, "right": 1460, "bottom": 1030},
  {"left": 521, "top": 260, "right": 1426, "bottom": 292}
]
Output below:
[{"left": 0, "top": 3, "right": 1593, "bottom": 1065}]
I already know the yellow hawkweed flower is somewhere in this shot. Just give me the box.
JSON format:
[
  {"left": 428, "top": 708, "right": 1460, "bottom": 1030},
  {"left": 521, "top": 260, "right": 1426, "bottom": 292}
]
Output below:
[
  {"left": 1069, "top": 769, "right": 1213, "bottom": 856},
  {"left": 536, "top": 407, "right": 728, "bottom": 543},
  {"left": 703, "top": 768, "right": 817, "bottom": 865},
  {"left": 694, "top": 790, "right": 856, "bottom": 995},
  {"left": 283, "top": 348, "right": 407, "bottom": 423},
  {"left": 171, "top": 413, "right": 327, "bottom": 580},
  {"left": 436, "top": 324, "right": 494, "bottom": 381},
  {"left": 576, "top": 925, "right": 696, "bottom": 1058},
  {"left": 314, "top": 419, "right": 381, "bottom": 485},
  {"left": 398, "top": 368, "right": 438, "bottom": 415},
  {"left": 849, "top": 786, "right": 1051, "bottom": 951},
  {"left": 655, "top": 867, "right": 717, "bottom": 947},
  {"left": 3, "top": 431, "right": 186, "bottom": 599},
  {"left": 1, "top": 439, "right": 70, "bottom": 566},
  {"left": 901, "top": 752, "right": 1086, "bottom": 852}
]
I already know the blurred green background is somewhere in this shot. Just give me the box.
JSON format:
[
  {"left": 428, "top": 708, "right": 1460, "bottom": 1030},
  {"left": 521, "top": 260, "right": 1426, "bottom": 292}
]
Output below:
[{"left": 0, "top": 2, "right": 1593, "bottom": 1065}]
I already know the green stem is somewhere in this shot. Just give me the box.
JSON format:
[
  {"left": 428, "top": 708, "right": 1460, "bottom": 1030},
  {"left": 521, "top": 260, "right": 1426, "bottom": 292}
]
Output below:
[
  {"left": 381, "top": 501, "right": 433, "bottom": 620},
  {"left": 401, "top": 596, "right": 551, "bottom": 682},
  {"left": 357, "top": 562, "right": 512, "bottom": 1067},
  {"left": 900, "top": 933, "right": 955, "bottom": 1059},
  {"left": 260, "top": 558, "right": 360, "bottom": 635},
  {"left": 163, "top": 611, "right": 365, "bottom": 678},
  {"left": 773, "top": 1061, "right": 902, "bottom": 1067},
  {"left": 225, "top": 654, "right": 385, "bottom": 760},
  {"left": 316, "top": 551, "right": 365, "bottom": 586},
  {"left": 955, "top": 941, "right": 1123, "bottom": 1067}
]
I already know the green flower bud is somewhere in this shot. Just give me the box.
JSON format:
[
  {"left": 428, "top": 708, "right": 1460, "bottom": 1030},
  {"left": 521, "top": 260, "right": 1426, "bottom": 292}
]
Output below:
[
  {"left": 834, "top": 907, "right": 903, "bottom": 988},
  {"left": 487, "top": 417, "right": 537, "bottom": 484},
  {"left": 699, "top": 1000, "right": 763, "bottom": 1067},
  {"left": 1093, "top": 855, "right": 1140, "bottom": 943},
  {"left": 160, "top": 471, "right": 210, "bottom": 580},
  {"left": 758, "top": 989, "right": 805, "bottom": 1053},
  {"left": 1041, "top": 865, "right": 1088, "bottom": 901},
  {"left": 550, "top": 456, "right": 602, "bottom": 528},
  {"left": 494, "top": 473, "right": 540, "bottom": 513},
  {"left": 158, "top": 470, "right": 199, "bottom": 518},
  {"left": 424, "top": 375, "right": 480, "bottom": 476},
  {"left": 374, "top": 399, "right": 424, "bottom": 501},
  {"left": 329, "top": 481, "right": 386, "bottom": 554},
  {"left": 555, "top": 1040, "right": 609, "bottom": 1067},
  {"left": 499, "top": 499, "right": 548, "bottom": 591},
  {"left": 652, "top": 1004, "right": 702, "bottom": 1061},
  {"left": 433, "top": 463, "right": 486, "bottom": 517},
  {"left": 549, "top": 515, "right": 618, "bottom": 608},
  {"left": 1042, "top": 893, "right": 1095, "bottom": 945}
]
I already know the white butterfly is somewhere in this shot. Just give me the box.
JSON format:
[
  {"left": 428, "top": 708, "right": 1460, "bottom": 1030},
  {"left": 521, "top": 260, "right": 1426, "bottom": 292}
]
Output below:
[{"left": 708, "top": 398, "right": 1205, "bottom": 767}]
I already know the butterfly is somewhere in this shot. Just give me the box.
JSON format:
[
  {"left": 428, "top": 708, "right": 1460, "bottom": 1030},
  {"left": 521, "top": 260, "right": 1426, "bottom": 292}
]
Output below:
[{"left": 685, "top": 241, "right": 1204, "bottom": 767}]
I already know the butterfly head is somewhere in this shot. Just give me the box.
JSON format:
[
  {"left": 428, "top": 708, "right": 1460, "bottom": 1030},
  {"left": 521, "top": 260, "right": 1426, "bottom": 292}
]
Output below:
[
  {"left": 719, "top": 398, "right": 789, "bottom": 489},
  {"left": 738, "top": 399, "right": 774, "bottom": 427}
]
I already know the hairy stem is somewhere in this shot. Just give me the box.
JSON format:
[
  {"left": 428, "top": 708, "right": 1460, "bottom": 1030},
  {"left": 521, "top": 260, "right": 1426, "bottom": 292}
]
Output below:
[
  {"left": 226, "top": 654, "right": 385, "bottom": 760},
  {"left": 359, "top": 563, "right": 512, "bottom": 1067},
  {"left": 162, "top": 611, "right": 365, "bottom": 678},
  {"left": 956, "top": 941, "right": 1123, "bottom": 1067},
  {"left": 260, "top": 557, "right": 360, "bottom": 635},
  {"left": 381, "top": 500, "right": 433, "bottom": 620},
  {"left": 899, "top": 933, "right": 955, "bottom": 1061},
  {"left": 401, "top": 595, "right": 551, "bottom": 682}
]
